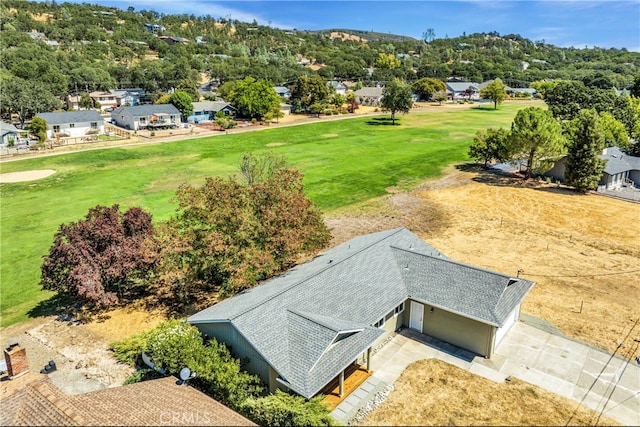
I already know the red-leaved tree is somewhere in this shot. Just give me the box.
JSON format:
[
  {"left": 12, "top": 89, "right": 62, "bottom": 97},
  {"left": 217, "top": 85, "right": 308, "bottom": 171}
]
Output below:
[{"left": 41, "top": 205, "right": 158, "bottom": 307}]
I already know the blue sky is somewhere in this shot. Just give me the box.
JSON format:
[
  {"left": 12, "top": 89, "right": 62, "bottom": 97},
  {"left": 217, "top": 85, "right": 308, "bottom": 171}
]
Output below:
[{"left": 70, "top": 0, "right": 640, "bottom": 51}]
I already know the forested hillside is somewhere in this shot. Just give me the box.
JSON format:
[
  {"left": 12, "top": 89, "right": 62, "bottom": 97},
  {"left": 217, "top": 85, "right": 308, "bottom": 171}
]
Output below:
[{"left": 1, "top": 0, "right": 639, "bottom": 112}]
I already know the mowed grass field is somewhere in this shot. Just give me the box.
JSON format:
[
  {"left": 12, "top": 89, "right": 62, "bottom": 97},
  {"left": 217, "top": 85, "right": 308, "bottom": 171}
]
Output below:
[{"left": 0, "top": 102, "right": 538, "bottom": 326}]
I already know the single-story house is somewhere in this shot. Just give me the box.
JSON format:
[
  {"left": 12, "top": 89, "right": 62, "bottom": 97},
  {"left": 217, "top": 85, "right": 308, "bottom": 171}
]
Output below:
[
  {"left": 159, "top": 36, "right": 190, "bottom": 45},
  {"left": 354, "top": 87, "right": 384, "bottom": 106},
  {"left": 274, "top": 86, "right": 291, "bottom": 99},
  {"left": 189, "top": 228, "right": 535, "bottom": 399},
  {"left": 1, "top": 121, "right": 22, "bottom": 146},
  {"left": 1, "top": 376, "right": 254, "bottom": 426},
  {"left": 188, "top": 101, "right": 237, "bottom": 123},
  {"left": 328, "top": 80, "right": 348, "bottom": 96},
  {"left": 445, "top": 82, "right": 480, "bottom": 100},
  {"left": 544, "top": 146, "right": 640, "bottom": 190},
  {"left": 111, "top": 105, "right": 181, "bottom": 131},
  {"left": 36, "top": 111, "right": 105, "bottom": 139},
  {"left": 506, "top": 87, "right": 537, "bottom": 98}
]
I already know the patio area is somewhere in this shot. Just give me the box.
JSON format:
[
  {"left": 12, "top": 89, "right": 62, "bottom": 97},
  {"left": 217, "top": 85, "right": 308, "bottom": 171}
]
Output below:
[{"left": 321, "top": 364, "right": 372, "bottom": 410}]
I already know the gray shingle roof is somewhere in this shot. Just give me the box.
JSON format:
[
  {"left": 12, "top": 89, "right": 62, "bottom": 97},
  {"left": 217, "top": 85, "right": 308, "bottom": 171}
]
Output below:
[
  {"left": 446, "top": 82, "right": 480, "bottom": 92},
  {"left": 601, "top": 146, "right": 640, "bottom": 175},
  {"left": 36, "top": 110, "right": 104, "bottom": 125},
  {"left": 192, "top": 101, "right": 236, "bottom": 113},
  {"left": 189, "top": 227, "right": 534, "bottom": 398},
  {"left": 112, "top": 104, "right": 180, "bottom": 117},
  {"left": 1, "top": 121, "right": 20, "bottom": 135},
  {"left": 354, "top": 87, "right": 383, "bottom": 98}
]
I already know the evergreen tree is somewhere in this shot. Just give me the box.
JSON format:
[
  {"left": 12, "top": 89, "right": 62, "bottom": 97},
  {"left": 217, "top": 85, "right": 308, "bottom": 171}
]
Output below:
[{"left": 565, "top": 109, "right": 607, "bottom": 192}]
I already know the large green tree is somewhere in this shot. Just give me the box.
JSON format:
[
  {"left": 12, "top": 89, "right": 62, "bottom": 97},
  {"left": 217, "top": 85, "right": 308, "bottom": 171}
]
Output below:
[
  {"left": 228, "top": 77, "right": 280, "bottom": 119},
  {"left": 381, "top": 78, "right": 414, "bottom": 125},
  {"left": 480, "top": 79, "right": 507, "bottom": 110},
  {"left": 509, "top": 107, "right": 566, "bottom": 179},
  {"left": 565, "top": 109, "right": 606, "bottom": 192},
  {"left": 411, "top": 77, "right": 446, "bottom": 101},
  {"left": 0, "top": 77, "right": 61, "bottom": 128},
  {"left": 599, "top": 112, "right": 630, "bottom": 151},
  {"left": 157, "top": 154, "right": 331, "bottom": 300},
  {"left": 290, "top": 75, "right": 330, "bottom": 112},
  {"left": 468, "top": 127, "right": 511, "bottom": 167},
  {"left": 168, "top": 90, "right": 194, "bottom": 118}
]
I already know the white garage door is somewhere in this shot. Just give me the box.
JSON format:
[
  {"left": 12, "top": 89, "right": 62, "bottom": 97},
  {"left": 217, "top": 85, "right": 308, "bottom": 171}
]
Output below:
[{"left": 495, "top": 304, "right": 519, "bottom": 346}]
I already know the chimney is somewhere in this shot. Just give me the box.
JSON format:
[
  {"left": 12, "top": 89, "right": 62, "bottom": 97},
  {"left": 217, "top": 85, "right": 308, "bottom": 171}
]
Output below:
[{"left": 4, "top": 342, "right": 29, "bottom": 379}]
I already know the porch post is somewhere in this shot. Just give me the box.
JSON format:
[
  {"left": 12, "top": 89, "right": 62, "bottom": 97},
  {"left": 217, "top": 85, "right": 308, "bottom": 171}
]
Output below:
[
  {"left": 366, "top": 347, "right": 371, "bottom": 372},
  {"left": 339, "top": 370, "right": 344, "bottom": 397}
]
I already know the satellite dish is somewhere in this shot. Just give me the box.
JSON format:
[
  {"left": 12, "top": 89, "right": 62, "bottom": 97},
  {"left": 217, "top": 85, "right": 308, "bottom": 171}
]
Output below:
[
  {"left": 141, "top": 351, "right": 155, "bottom": 369},
  {"left": 178, "top": 367, "right": 196, "bottom": 384}
]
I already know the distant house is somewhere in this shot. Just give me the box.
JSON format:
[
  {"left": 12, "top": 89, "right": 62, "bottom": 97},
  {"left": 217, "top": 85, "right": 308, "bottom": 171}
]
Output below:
[
  {"left": 188, "top": 101, "right": 237, "bottom": 123},
  {"left": 111, "top": 88, "right": 149, "bottom": 107},
  {"left": 327, "top": 80, "right": 348, "bottom": 96},
  {"left": 445, "top": 81, "right": 480, "bottom": 100},
  {"left": 89, "top": 91, "right": 119, "bottom": 111},
  {"left": 66, "top": 95, "right": 81, "bottom": 110},
  {"left": 36, "top": 110, "right": 105, "bottom": 139},
  {"left": 111, "top": 104, "right": 181, "bottom": 131},
  {"left": 143, "top": 23, "right": 166, "bottom": 34},
  {"left": 0, "top": 121, "right": 21, "bottom": 146},
  {"left": 189, "top": 228, "right": 534, "bottom": 399},
  {"left": 159, "top": 36, "right": 190, "bottom": 45},
  {"left": 544, "top": 146, "right": 640, "bottom": 190},
  {"left": 1, "top": 376, "right": 254, "bottom": 426},
  {"left": 274, "top": 86, "right": 291, "bottom": 99},
  {"left": 354, "top": 87, "right": 384, "bottom": 106},
  {"left": 506, "top": 87, "right": 537, "bottom": 98}
]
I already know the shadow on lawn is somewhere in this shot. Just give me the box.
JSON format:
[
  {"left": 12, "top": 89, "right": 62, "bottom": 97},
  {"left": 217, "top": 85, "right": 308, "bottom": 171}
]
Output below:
[
  {"left": 27, "top": 294, "right": 78, "bottom": 320},
  {"left": 365, "top": 117, "right": 400, "bottom": 126}
]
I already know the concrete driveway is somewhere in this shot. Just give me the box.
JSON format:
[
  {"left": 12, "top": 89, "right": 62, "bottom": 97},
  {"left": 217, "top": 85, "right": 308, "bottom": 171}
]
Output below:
[{"left": 370, "top": 322, "right": 639, "bottom": 425}]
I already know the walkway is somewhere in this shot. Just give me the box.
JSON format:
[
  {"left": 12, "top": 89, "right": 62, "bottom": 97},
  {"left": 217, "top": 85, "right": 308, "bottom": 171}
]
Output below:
[{"left": 330, "top": 322, "right": 639, "bottom": 425}]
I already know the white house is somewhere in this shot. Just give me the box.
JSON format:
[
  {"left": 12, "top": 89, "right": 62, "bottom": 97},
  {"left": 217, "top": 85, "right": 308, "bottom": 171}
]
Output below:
[{"left": 35, "top": 111, "right": 105, "bottom": 139}]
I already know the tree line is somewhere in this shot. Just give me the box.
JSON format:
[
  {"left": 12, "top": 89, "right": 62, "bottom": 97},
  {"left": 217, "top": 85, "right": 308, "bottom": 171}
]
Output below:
[
  {"left": 2, "top": 0, "right": 639, "bottom": 125},
  {"left": 468, "top": 81, "right": 640, "bottom": 192}
]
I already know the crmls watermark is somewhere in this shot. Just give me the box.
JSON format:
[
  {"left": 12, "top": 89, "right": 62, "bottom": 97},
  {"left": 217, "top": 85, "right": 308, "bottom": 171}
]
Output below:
[{"left": 159, "top": 411, "right": 212, "bottom": 424}]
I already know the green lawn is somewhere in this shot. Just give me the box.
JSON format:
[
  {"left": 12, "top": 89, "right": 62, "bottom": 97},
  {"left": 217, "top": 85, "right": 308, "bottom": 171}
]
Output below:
[{"left": 0, "top": 102, "right": 537, "bottom": 326}]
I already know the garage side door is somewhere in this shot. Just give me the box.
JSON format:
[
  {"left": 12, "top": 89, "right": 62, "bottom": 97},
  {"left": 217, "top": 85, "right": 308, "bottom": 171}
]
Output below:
[{"left": 495, "top": 304, "right": 519, "bottom": 346}]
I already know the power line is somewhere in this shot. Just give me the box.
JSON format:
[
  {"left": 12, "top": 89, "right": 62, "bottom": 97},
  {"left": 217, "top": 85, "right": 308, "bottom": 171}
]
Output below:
[
  {"left": 565, "top": 318, "right": 639, "bottom": 426},
  {"left": 520, "top": 268, "right": 640, "bottom": 279}
]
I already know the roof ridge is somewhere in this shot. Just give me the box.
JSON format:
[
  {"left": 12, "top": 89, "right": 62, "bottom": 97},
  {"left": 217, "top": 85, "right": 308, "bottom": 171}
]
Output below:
[
  {"left": 229, "top": 227, "right": 407, "bottom": 320},
  {"left": 391, "top": 245, "right": 519, "bottom": 280},
  {"left": 287, "top": 308, "right": 366, "bottom": 333}
]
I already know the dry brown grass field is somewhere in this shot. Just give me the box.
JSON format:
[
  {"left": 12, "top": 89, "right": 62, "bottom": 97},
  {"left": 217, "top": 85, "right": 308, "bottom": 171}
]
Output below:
[
  {"left": 358, "top": 359, "right": 619, "bottom": 426},
  {"left": 327, "top": 166, "right": 640, "bottom": 354}
]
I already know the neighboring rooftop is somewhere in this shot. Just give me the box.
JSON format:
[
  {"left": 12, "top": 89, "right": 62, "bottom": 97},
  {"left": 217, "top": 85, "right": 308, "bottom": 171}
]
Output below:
[
  {"left": 0, "top": 376, "right": 255, "bottom": 426},
  {"left": 601, "top": 146, "right": 640, "bottom": 175},
  {"left": 36, "top": 111, "right": 104, "bottom": 125}
]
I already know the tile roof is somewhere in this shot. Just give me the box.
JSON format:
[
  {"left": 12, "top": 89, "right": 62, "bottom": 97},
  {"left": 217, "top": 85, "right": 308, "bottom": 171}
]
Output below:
[
  {"left": 1, "top": 376, "right": 255, "bottom": 426},
  {"left": 190, "top": 228, "right": 534, "bottom": 398},
  {"left": 601, "top": 146, "right": 640, "bottom": 175},
  {"left": 36, "top": 111, "right": 104, "bottom": 125}
]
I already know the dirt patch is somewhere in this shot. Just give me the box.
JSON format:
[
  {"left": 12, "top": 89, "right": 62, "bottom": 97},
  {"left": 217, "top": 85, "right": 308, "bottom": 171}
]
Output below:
[
  {"left": 0, "top": 169, "right": 56, "bottom": 183},
  {"left": 359, "top": 359, "right": 619, "bottom": 426},
  {"left": 321, "top": 133, "right": 339, "bottom": 138},
  {"left": 266, "top": 142, "right": 287, "bottom": 147}
]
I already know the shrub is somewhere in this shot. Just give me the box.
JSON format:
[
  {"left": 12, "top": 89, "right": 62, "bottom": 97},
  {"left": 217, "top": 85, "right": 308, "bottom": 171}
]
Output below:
[
  {"left": 111, "top": 319, "right": 263, "bottom": 409},
  {"left": 123, "top": 368, "right": 163, "bottom": 384},
  {"left": 244, "top": 390, "right": 337, "bottom": 427}
]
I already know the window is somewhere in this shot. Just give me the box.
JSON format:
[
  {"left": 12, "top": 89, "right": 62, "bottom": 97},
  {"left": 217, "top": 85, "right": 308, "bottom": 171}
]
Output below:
[
  {"left": 139, "top": 117, "right": 146, "bottom": 124},
  {"left": 69, "top": 123, "right": 75, "bottom": 128},
  {"left": 53, "top": 125, "right": 60, "bottom": 133},
  {"left": 90, "top": 122, "right": 97, "bottom": 129},
  {"left": 374, "top": 317, "right": 385, "bottom": 329},
  {"left": 394, "top": 302, "right": 405, "bottom": 316}
]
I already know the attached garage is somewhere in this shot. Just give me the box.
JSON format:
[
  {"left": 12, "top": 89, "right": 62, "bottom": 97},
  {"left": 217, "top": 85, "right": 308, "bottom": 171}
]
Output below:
[
  {"left": 408, "top": 300, "right": 493, "bottom": 357},
  {"left": 495, "top": 304, "right": 520, "bottom": 347}
]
